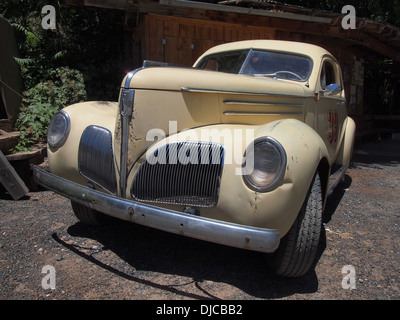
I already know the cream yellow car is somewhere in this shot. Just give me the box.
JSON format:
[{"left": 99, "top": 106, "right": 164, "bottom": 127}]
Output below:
[{"left": 34, "top": 40, "right": 356, "bottom": 277}]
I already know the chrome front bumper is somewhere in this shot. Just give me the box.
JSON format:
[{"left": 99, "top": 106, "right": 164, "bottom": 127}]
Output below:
[{"left": 33, "top": 166, "right": 280, "bottom": 253}]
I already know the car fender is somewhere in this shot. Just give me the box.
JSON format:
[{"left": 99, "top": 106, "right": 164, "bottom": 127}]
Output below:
[
  {"left": 143, "top": 119, "right": 330, "bottom": 238},
  {"left": 335, "top": 116, "right": 356, "bottom": 168},
  {"left": 47, "top": 101, "right": 118, "bottom": 185},
  {"left": 248, "top": 118, "right": 330, "bottom": 236}
]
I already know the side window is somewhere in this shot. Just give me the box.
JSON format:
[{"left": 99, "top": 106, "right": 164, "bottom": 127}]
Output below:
[
  {"left": 320, "top": 60, "right": 340, "bottom": 93},
  {"left": 203, "top": 58, "right": 218, "bottom": 71}
]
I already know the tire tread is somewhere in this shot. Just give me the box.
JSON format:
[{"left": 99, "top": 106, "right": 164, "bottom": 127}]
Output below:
[{"left": 270, "top": 173, "right": 323, "bottom": 277}]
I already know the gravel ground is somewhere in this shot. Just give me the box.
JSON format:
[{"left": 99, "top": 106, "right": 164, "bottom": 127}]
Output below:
[{"left": 1, "top": 137, "right": 399, "bottom": 301}]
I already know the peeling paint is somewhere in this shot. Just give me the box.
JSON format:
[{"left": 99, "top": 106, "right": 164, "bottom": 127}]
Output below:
[
  {"left": 253, "top": 192, "right": 258, "bottom": 213},
  {"left": 245, "top": 237, "right": 250, "bottom": 248}
]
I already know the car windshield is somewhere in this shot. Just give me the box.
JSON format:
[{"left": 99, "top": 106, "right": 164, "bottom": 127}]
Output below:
[
  {"left": 196, "top": 50, "right": 250, "bottom": 74},
  {"left": 196, "top": 49, "right": 312, "bottom": 81}
]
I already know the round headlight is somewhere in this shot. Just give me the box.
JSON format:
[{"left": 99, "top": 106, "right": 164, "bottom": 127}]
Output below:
[
  {"left": 243, "top": 137, "right": 286, "bottom": 192},
  {"left": 47, "top": 110, "right": 70, "bottom": 149}
]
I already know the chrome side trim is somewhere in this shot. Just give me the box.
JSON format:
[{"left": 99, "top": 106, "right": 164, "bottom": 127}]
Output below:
[
  {"left": 223, "top": 111, "right": 303, "bottom": 116},
  {"left": 223, "top": 100, "right": 304, "bottom": 107},
  {"left": 181, "top": 86, "right": 304, "bottom": 98},
  {"left": 33, "top": 166, "right": 280, "bottom": 253}
]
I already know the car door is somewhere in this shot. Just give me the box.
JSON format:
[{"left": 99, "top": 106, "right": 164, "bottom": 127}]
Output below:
[{"left": 315, "top": 56, "right": 347, "bottom": 163}]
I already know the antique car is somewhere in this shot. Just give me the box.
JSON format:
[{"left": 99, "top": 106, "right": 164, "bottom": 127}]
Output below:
[{"left": 34, "top": 40, "right": 356, "bottom": 277}]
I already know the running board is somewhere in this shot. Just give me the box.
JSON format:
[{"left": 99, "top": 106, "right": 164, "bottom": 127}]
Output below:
[{"left": 327, "top": 165, "right": 347, "bottom": 197}]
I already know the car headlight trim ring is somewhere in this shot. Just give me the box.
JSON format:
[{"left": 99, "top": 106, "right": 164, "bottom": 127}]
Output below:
[
  {"left": 47, "top": 110, "right": 71, "bottom": 149},
  {"left": 242, "top": 136, "right": 287, "bottom": 192}
]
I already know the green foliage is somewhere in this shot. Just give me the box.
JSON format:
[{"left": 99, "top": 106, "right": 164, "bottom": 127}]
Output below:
[
  {"left": 9, "top": 16, "right": 89, "bottom": 150},
  {"left": 11, "top": 22, "right": 40, "bottom": 46},
  {"left": 0, "top": 0, "right": 126, "bottom": 150},
  {"left": 14, "top": 67, "right": 87, "bottom": 151},
  {"left": 1, "top": 0, "right": 126, "bottom": 99}
]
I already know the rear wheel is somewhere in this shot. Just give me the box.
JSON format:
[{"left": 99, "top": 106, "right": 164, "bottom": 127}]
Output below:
[
  {"left": 269, "top": 172, "right": 323, "bottom": 277},
  {"left": 71, "top": 201, "right": 108, "bottom": 226}
]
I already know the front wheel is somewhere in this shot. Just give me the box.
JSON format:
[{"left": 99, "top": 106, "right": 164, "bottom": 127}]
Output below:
[
  {"left": 71, "top": 201, "right": 108, "bottom": 226},
  {"left": 268, "top": 172, "right": 323, "bottom": 277}
]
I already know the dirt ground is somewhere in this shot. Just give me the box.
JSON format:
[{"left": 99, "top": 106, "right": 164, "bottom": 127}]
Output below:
[{"left": 1, "top": 136, "right": 399, "bottom": 301}]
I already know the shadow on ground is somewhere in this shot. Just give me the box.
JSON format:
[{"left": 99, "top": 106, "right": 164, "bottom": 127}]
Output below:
[
  {"left": 53, "top": 217, "right": 322, "bottom": 299},
  {"left": 50, "top": 137, "right": 399, "bottom": 299},
  {"left": 49, "top": 164, "right": 361, "bottom": 299},
  {"left": 51, "top": 182, "right": 351, "bottom": 300}
]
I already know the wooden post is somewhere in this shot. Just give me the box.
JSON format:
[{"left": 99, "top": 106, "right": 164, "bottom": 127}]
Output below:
[{"left": 0, "top": 150, "right": 29, "bottom": 200}]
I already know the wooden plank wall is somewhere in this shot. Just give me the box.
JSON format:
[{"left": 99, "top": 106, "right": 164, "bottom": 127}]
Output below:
[
  {"left": 275, "top": 29, "right": 365, "bottom": 119},
  {"left": 127, "top": 13, "right": 374, "bottom": 131},
  {"left": 132, "top": 14, "right": 365, "bottom": 120},
  {"left": 140, "top": 14, "right": 275, "bottom": 67}
]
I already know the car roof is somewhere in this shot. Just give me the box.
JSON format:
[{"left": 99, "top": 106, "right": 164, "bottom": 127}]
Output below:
[{"left": 195, "top": 40, "right": 333, "bottom": 64}]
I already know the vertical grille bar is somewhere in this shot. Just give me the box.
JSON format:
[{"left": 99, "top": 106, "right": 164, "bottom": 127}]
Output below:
[{"left": 119, "top": 88, "right": 135, "bottom": 198}]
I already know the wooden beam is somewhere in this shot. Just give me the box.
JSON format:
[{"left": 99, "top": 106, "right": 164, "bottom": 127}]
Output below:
[
  {"left": 131, "top": 1, "right": 399, "bottom": 60},
  {"left": 65, "top": 0, "right": 84, "bottom": 6},
  {"left": 0, "top": 120, "right": 12, "bottom": 131},
  {"left": 158, "top": 0, "right": 333, "bottom": 23},
  {"left": 66, "top": 0, "right": 128, "bottom": 10},
  {"left": 0, "top": 150, "right": 29, "bottom": 200},
  {"left": 340, "top": 29, "right": 400, "bottom": 60},
  {"left": 0, "top": 129, "right": 19, "bottom": 153}
]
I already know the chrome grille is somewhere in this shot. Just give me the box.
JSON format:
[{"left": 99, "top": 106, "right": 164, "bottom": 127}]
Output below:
[
  {"left": 131, "top": 142, "right": 224, "bottom": 207},
  {"left": 78, "top": 125, "right": 117, "bottom": 194}
]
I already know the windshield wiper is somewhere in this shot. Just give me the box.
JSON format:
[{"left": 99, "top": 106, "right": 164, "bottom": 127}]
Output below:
[
  {"left": 252, "top": 70, "right": 303, "bottom": 81},
  {"left": 253, "top": 73, "right": 278, "bottom": 78}
]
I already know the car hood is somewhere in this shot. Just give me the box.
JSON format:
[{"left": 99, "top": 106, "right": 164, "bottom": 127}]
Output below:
[
  {"left": 116, "top": 66, "right": 307, "bottom": 172},
  {"left": 123, "top": 66, "right": 306, "bottom": 97}
]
